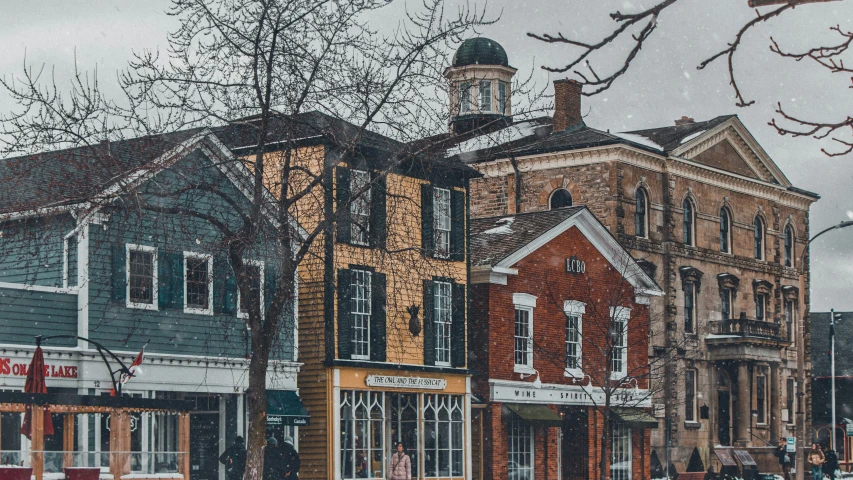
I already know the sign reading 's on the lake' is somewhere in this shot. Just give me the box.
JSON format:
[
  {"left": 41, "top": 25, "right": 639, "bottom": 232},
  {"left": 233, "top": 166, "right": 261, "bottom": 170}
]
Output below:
[{"left": 365, "top": 375, "right": 446, "bottom": 390}]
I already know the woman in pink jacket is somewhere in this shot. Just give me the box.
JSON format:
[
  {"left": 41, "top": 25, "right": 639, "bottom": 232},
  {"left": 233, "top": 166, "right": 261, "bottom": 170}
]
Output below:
[{"left": 389, "top": 443, "right": 411, "bottom": 480}]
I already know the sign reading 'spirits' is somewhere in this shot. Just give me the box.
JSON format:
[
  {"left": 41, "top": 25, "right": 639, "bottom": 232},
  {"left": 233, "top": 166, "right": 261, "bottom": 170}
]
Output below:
[{"left": 0, "top": 358, "right": 78, "bottom": 378}]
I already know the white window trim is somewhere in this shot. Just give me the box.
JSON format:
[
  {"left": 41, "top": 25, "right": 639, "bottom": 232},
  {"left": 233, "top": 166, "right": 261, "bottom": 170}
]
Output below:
[
  {"left": 513, "top": 302, "right": 535, "bottom": 374},
  {"left": 62, "top": 234, "right": 75, "bottom": 288},
  {"left": 126, "top": 244, "right": 158, "bottom": 310},
  {"left": 508, "top": 418, "right": 534, "bottom": 480},
  {"left": 350, "top": 169, "right": 371, "bottom": 247},
  {"left": 183, "top": 252, "right": 214, "bottom": 316},
  {"left": 434, "top": 280, "right": 453, "bottom": 367},
  {"left": 433, "top": 187, "right": 452, "bottom": 260},
  {"left": 350, "top": 269, "right": 372, "bottom": 361},
  {"left": 610, "top": 306, "right": 630, "bottom": 380},
  {"left": 237, "top": 259, "right": 265, "bottom": 320},
  {"left": 564, "top": 300, "right": 586, "bottom": 378}
]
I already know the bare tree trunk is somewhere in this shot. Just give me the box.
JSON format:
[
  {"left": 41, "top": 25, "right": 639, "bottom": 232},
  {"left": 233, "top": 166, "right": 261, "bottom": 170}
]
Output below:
[{"left": 245, "top": 338, "right": 270, "bottom": 480}]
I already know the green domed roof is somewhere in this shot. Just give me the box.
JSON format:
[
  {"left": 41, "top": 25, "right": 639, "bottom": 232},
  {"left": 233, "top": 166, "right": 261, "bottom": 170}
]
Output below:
[{"left": 452, "top": 37, "right": 509, "bottom": 67}]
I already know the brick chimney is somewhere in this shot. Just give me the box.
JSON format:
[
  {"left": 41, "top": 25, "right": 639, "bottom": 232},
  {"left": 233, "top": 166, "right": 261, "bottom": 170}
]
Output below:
[
  {"left": 674, "top": 116, "right": 695, "bottom": 126},
  {"left": 553, "top": 79, "right": 583, "bottom": 132}
]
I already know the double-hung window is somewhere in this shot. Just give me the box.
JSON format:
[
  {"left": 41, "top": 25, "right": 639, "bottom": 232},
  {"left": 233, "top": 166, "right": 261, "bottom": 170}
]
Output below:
[
  {"left": 684, "top": 282, "right": 697, "bottom": 334},
  {"left": 685, "top": 370, "right": 697, "bottom": 422},
  {"left": 238, "top": 260, "right": 264, "bottom": 319},
  {"left": 479, "top": 80, "right": 492, "bottom": 112},
  {"left": 785, "top": 299, "right": 796, "bottom": 342},
  {"left": 564, "top": 300, "right": 585, "bottom": 377},
  {"left": 635, "top": 189, "right": 648, "bottom": 238},
  {"left": 508, "top": 416, "right": 533, "bottom": 480},
  {"left": 683, "top": 199, "right": 695, "bottom": 246},
  {"left": 609, "top": 307, "right": 630, "bottom": 379},
  {"left": 184, "top": 253, "right": 213, "bottom": 315},
  {"left": 755, "top": 293, "right": 767, "bottom": 321},
  {"left": 350, "top": 169, "right": 371, "bottom": 246},
  {"left": 434, "top": 281, "right": 452, "bottom": 366},
  {"left": 127, "top": 244, "right": 157, "bottom": 309},
  {"left": 720, "top": 208, "right": 731, "bottom": 253},
  {"left": 784, "top": 225, "right": 795, "bottom": 267},
  {"left": 721, "top": 288, "right": 733, "bottom": 321},
  {"left": 351, "top": 269, "right": 373, "bottom": 360},
  {"left": 754, "top": 216, "right": 765, "bottom": 260},
  {"left": 756, "top": 373, "right": 767, "bottom": 424},
  {"left": 498, "top": 81, "right": 508, "bottom": 115},
  {"left": 433, "top": 188, "right": 451, "bottom": 259},
  {"left": 513, "top": 294, "right": 536, "bottom": 373}
]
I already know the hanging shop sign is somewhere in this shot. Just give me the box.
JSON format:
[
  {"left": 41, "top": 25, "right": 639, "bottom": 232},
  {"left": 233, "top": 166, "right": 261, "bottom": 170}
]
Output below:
[
  {"left": 365, "top": 375, "right": 447, "bottom": 390},
  {"left": 490, "top": 380, "right": 652, "bottom": 407},
  {"left": 0, "top": 357, "right": 78, "bottom": 378},
  {"left": 566, "top": 256, "right": 586, "bottom": 275}
]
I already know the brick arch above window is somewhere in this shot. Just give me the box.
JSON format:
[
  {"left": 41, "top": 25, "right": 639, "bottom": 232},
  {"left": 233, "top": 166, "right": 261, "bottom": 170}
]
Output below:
[{"left": 538, "top": 176, "right": 582, "bottom": 208}]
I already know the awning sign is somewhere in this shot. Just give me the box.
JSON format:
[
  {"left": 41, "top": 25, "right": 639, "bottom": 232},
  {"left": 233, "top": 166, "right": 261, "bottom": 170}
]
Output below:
[
  {"left": 365, "top": 375, "right": 446, "bottom": 390},
  {"left": 266, "top": 390, "right": 310, "bottom": 426}
]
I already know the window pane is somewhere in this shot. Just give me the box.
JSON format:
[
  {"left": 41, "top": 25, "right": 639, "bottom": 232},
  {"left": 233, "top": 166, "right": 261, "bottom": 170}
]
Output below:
[
  {"left": 239, "top": 265, "right": 261, "bottom": 314},
  {"left": 611, "top": 421, "right": 632, "bottom": 480},
  {"left": 720, "top": 209, "right": 730, "bottom": 253},
  {"left": 756, "top": 294, "right": 765, "bottom": 321},
  {"left": 459, "top": 83, "right": 470, "bottom": 113},
  {"left": 350, "top": 170, "right": 371, "bottom": 246},
  {"left": 721, "top": 290, "right": 731, "bottom": 320},
  {"left": 185, "top": 257, "right": 210, "bottom": 309},
  {"left": 566, "top": 315, "right": 580, "bottom": 369},
  {"left": 433, "top": 188, "right": 451, "bottom": 258},
  {"left": 635, "top": 190, "right": 647, "bottom": 238},
  {"left": 498, "top": 82, "right": 508, "bottom": 115},
  {"left": 757, "top": 375, "right": 766, "bottom": 424},
  {"left": 514, "top": 308, "right": 531, "bottom": 367},
  {"left": 508, "top": 416, "right": 532, "bottom": 480},
  {"left": 685, "top": 370, "right": 695, "bottom": 422},
  {"left": 351, "top": 270, "right": 372, "bottom": 359},
  {"left": 785, "top": 227, "right": 793, "bottom": 267},
  {"left": 434, "top": 282, "right": 452, "bottom": 364},
  {"left": 683, "top": 200, "right": 693, "bottom": 245},
  {"left": 684, "top": 284, "right": 695, "bottom": 333},
  {"left": 129, "top": 250, "right": 154, "bottom": 304},
  {"left": 754, "top": 218, "right": 763, "bottom": 259},
  {"left": 479, "top": 80, "right": 492, "bottom": 112}
]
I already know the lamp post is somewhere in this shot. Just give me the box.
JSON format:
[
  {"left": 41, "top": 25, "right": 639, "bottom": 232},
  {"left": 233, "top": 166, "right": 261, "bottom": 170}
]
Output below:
[{"left": 795, "top": 220, "right": 853, "bottom": 480}]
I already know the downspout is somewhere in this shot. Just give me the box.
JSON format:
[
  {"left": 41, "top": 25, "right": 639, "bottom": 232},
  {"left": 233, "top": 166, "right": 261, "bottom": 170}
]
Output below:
[{"left": 509, "top": 156, "right": 522, "bottom": 213}]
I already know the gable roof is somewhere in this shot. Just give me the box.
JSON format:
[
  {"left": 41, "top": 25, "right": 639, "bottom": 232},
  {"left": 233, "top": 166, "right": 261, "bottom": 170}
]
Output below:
[
  {"left": 625, "top": 115, "right": 735, "bottom": 152},
  {"left": 470, "top": 207, "right": 662, "bottom": 296}
]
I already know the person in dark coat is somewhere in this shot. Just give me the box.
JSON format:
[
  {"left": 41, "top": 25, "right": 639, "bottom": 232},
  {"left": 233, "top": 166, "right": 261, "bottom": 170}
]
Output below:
[
  {"left": 219, "top": 436, "right": 246, "bottom": 480},
  {"left": 823, "top": 448, "right": 839, "bottom": 480},
  {"left": 264, "top": 437, "right": 286, "bottom": 480},
  {"left": 281, "top": 436, "right": 300, "bottom": 480},
  {"left": 776, "top": 441, "right": 792, "bottom": 480}
]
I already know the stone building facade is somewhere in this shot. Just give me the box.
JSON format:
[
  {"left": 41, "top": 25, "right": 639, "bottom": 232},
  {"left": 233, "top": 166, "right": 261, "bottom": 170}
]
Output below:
[{"left": 447, "top": 40, "right": 818, "bottom": 474}]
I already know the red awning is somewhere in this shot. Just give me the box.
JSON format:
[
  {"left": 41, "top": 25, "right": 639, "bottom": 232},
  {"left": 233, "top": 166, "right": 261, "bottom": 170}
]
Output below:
[{"left": 20, "top": 347, "right": 54, "bottom": 438}]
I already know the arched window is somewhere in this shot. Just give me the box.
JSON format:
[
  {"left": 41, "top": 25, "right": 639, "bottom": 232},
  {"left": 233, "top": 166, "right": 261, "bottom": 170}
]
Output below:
[
  {"left": 784, "top": 225, "right": 794, "bottom": 267},
  {"left": 635, "top": 189, "right": 648, "bottom": 238},
  {"left": 754, "top": 216, "right": 765, "bottom": 260},
  {"left": 719, "top": 208, "right": 732, "bottom": 253},
  {"left": 550, "top": 189, "right": 573, "bottom": 210},
  {"left": 683, "top": 199, "right": 695, "bottom": 246}
]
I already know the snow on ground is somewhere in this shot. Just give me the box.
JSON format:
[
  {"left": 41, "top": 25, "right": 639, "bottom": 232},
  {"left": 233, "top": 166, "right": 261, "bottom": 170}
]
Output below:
[
  {"left": 612, "top": 132, "right": 665, "bottom": 152},
  {"left": 446, "top": 120, "right": 541, "bottom": 157},
  {"left": 680, "top": 129, "right": 708, "bottom": 145},
  {"left": 482, "top": 217, "right": 515, "bottom": 235}
]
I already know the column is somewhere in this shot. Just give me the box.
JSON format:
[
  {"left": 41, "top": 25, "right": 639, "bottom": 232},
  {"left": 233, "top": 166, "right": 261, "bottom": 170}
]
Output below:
[
  {"left": 178, "top": 413, "right": 191, "bottom": 480},
  {"left": 63, "top": 414, "right": 75, "bottom": 468},
  {"left": 771, "top": 364, "right": 781, "bottom": 443},
  {"left": 737, "top": 362, "right": 752, "bottom": 447},
  {"left": 31, "top": 406, "right": 44, "bottom": 480}
]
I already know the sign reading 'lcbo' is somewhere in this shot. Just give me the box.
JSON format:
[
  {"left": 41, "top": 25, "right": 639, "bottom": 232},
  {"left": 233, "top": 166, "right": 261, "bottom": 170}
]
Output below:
[{"left": 566, "top": 256, "right": 586, "bottom": 274}]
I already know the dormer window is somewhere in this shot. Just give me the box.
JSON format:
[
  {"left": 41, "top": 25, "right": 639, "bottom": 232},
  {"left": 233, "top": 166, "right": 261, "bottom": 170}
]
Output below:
[{"left": 479, "top": 80, "right": 492, "bottom": 112}]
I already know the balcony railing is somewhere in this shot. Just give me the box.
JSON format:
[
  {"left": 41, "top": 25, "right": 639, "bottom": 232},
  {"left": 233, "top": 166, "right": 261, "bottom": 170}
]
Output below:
[{"left": 710, "top": 316, "right": 781, "bottom": 340}]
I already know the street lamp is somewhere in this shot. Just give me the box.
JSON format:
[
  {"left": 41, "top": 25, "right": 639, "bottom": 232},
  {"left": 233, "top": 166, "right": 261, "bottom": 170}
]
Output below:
[{"left": 795, "top": 220, "right": 853, "bottom": 480}]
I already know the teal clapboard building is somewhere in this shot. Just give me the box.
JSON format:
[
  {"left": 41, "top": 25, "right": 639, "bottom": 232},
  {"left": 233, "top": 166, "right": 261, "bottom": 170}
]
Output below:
[{"left": 0, "top": 130, "right": 306, "bottom": 479}]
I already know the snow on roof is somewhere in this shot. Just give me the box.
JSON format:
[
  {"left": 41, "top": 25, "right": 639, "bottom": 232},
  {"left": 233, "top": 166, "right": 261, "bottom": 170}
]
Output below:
[
  {"left": 679, "top": 129, "right": 707, "bottom": 145},
  {"left": 446, "top": 120, "right": 541, "bottom": 157},
  {"left": 481, "top": 217, "right": 515, "bottom": 235},
  {"left": 612, "top": 132, "right": 664, "bottom": 152}
]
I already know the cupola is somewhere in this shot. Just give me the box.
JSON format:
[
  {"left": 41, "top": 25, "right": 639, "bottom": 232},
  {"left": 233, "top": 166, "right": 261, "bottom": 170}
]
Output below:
[{"left": 444, "top": 37, "right": 517, "bottom": 134}]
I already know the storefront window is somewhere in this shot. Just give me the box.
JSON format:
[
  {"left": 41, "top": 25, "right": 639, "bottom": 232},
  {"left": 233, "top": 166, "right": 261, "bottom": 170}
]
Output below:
[
  {"left": 611, "top": 421, "right": 632, "bottom": 480},
  {"left": 508, "top": 416, "right": 533, "bottom": 480},
  {"left": 341, "top": 391, "right": 385, "bottom": 479},
  {"left": 389, "top": 394, "right": 418, "bottom": 474},
  {"left": 423, "top": 394, "right": 464, "bottom": 478}
]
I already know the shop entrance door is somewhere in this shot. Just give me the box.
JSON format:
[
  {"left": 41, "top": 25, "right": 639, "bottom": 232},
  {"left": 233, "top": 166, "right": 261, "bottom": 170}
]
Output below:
[
  {"left": 190, "top": 413, "right": 220, "bottom": 480},
  {"left": 718, "top": 391, "right": 731, "bottom": 446},
  {"left": 561, "top": 407, "right": 589, "bottom": 480}
]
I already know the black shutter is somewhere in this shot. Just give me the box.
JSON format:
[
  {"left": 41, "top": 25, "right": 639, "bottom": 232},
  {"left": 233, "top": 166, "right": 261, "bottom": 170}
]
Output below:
[
  {"left": 450, "top": 189, "right": 465, "bottom": 261},
  {"left": 111, "top": 245, "right": 127, "bottom": 302},
  {"left": 451, "top": 282, "right": 466, "bottom": 367},
  {"left": 336, "top": 167, "right": 352, "bottom": 244},
  {"left": 423, "top": 279, "right": 435, "bottom": 366},
  {"left": 157, "top": 250, "right": 171, "bottom": 309},
  {"left": 370, "top": 272, "right": 387, "bottom": 362},
  {"left": 264, "top": 265, "right": 279, "bottom": 318},
  {"left": 370, "top": 172, "right": 387, "bottom": 250},
  {"left": 337, "top": 268, "right": 353, "bottom": 359},
  {"left": 421, "top": 184, "right": 434, "bottom": 258}
]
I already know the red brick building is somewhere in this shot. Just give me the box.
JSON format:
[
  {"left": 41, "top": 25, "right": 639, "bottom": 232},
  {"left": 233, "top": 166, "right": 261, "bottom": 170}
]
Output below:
[{"left": 468, "top": 207, "right": 662, "bottom": 480}]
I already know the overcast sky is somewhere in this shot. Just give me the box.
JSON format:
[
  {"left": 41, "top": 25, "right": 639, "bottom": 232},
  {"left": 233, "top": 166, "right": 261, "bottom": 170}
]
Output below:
[{"left": 2, "top": 0, "right": 852, "bottom": 311}]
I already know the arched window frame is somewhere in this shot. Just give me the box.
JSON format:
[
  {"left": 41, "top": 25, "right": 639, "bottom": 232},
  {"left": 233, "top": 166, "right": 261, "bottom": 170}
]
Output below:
[
  {"left": 635, "top": 188, "right": 649, "bottom": 238},
  {"left": 719, "top": 207, "right": 732, "bottom": 254},
  {"left": 754, "top": 215, "right": 765, "bottom": 260},
  {"left": 549, "top": 189, "right": 573, "bottom": 210},
  {"left": 683, "top": 198, "right": 696, "bottom": 246},
  {"left": 784, "top": 224, "right": 795, "bottom": 268}
]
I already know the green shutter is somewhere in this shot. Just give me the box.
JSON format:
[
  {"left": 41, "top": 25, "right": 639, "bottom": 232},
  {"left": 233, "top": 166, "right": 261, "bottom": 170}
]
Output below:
[
  {"left": 111, "top": 245, "right": 127, "bottom": 302},
  {"left": 421, "top": 184, "right": 434, "bottom": 258},
  {"left": 213, "top": 257, "right": 235, "bottom": 314},
  {"left": 157, "top": 251, "right": 171, "bottom": 309},
  {"left": 370, "top": 272, "right": 387, "bottom": 362},
  {"left": 169, "top": 252, "right": 184, "bottom": 309},
  {"left": 451, "top": 282, "right": 466, "bottom": 367},
  {"left": 450, "top": 189, "right": 465, "bottom": 261},
  {"left": 423, "top": 279, "right": 435, "bottom": 366},
  {"left": 336, "top": 167, "right": 351, "bottom": 244},
  {"left": 337, "top": 268, "right": 352, "bottom": 359},
  {"left": 370, "top": 172, "right": 387, "bottom": 250}
]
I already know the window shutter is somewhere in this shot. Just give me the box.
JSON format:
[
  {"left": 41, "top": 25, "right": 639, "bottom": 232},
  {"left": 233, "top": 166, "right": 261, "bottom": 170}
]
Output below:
[
  {"left": 111, "top": 245, "right": 126, "bottom": 302},
  {"left": 450, "top": 189, "right": 465, "bottom": 261},
  {"left": 423, "top": 280, "right": 435, "bottom": 366},
  {"left": 158, "top": 250, "right": 172, "bottom": 309},
  {"left": 337, "top": 268, "right": 353, "bottom": 359},
  {"left": 336, "top": 167, "right": 352, "bottom": 244},
  {"left": 451, "top": 282, "right": 466, "bottom": 367},
  {"left": 264, "top": 265, "right": 279, "bottom": 318},
  {"left": 370, "top": 172, "right": 387, "bottom": 250},
  {"left": 370, "top": 272, "right": 387, "bottom": 362},
  {"left": 169, "top": 252, "right": 184, "bottom": 309},
  {"left": 421, "top": 184, "right": 434, "bottom": 257}
]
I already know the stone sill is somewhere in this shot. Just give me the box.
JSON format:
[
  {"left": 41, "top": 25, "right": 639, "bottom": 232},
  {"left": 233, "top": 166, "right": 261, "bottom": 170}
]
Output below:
[{"left": 684, "top": 421, "right": 701, "bottom": 430}]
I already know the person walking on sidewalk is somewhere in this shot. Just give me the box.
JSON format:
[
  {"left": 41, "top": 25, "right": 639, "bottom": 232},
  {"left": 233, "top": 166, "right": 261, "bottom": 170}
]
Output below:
[
  {"left": 219, "top": 436, "right": 246, "bottom": 480},
  {"left": 282, "top": 436, "right": 301, "bottom": 480},
  {"left": 388, "top": 443, "right": 411, "bottom": 480},
  {"left": 809, "top": 444, "right": 825, "bottom": 480}
]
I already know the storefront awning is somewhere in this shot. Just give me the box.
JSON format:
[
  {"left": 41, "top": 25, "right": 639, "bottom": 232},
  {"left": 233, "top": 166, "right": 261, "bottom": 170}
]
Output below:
[
  {"left": 267, "top": 390, "right": 310, "bottom": 426},
  {"left": 505, "top": 404, "right": 563, "bottom": 427},
  {"left": 611, "top": 408, "right": 658, "bottom": 429}
]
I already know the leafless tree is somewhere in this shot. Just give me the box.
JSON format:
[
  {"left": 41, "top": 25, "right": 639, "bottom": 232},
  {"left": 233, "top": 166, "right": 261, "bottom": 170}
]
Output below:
[{"left": 528, "top": 0, "right": 853, "bottom": 156}]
